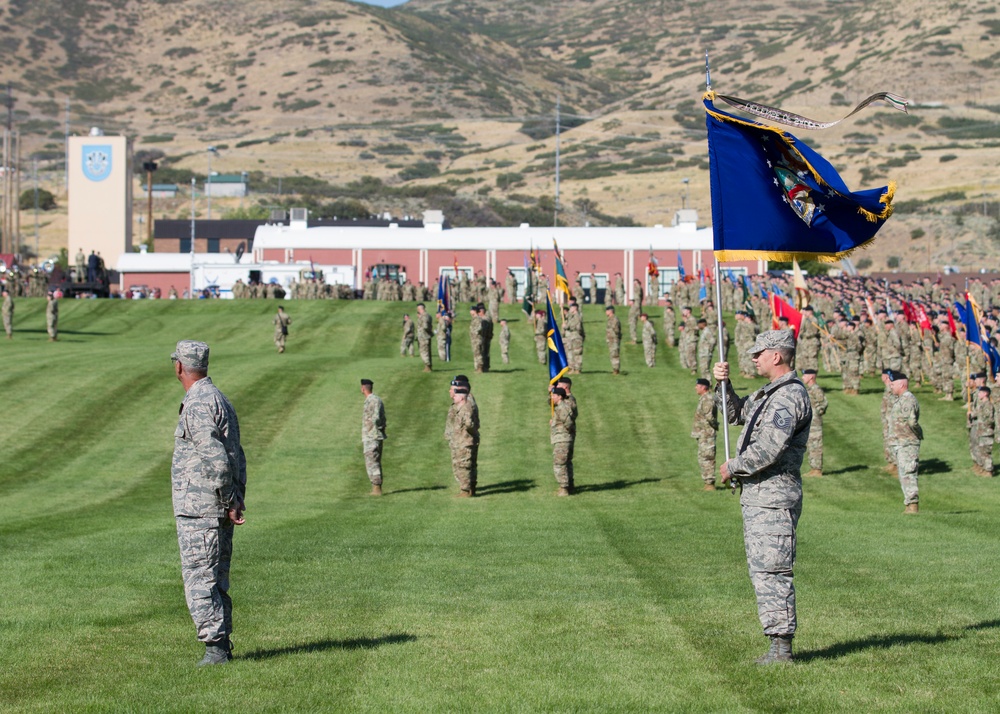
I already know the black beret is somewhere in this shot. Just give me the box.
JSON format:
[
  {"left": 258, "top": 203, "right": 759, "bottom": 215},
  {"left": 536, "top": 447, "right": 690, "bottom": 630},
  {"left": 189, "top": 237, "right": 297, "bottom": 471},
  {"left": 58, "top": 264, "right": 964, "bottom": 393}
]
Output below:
[
  {"left": 360, "top": 379, "right": 373, "bottom": 387},
  {"left": 696, "top": 378, "right": 710, "bottom": 387}
]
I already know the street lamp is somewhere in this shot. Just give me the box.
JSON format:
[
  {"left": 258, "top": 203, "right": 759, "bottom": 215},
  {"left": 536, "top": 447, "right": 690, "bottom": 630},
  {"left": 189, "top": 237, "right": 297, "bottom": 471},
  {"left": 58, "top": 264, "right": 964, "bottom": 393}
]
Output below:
[{"left": 206, "top": 146, "right": 219, "bottom": 219}]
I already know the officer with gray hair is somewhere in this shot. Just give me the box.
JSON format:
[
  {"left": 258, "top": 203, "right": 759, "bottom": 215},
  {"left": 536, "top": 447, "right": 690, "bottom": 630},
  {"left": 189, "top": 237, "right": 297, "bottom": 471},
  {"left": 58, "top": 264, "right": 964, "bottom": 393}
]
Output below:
[
  {"left": 171, "top": 340, "right": 247, "bottom": 666},
  {"left": 713, "top": 329, "right": 812, "bottom": 664}
]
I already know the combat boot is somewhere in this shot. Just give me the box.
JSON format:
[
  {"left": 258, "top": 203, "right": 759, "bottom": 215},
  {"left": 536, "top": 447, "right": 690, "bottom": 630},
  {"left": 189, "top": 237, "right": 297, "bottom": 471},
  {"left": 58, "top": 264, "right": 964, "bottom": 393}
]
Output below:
[
  {"left": 703, "top": 483, "right": 716, "bottom": 491},
  {"left": 805, "top": 469, "right": 822, "bottom": 478},
  {"left": 197, "top": 641, "right": 231, "bottom": 667},
  {"left": 883, "top": 463, "right": 897, "bottom": 475},
  {"left": 904, "top": 503, "right": 919, "bottom": 515},
  {"left": 755, "top": 636, "right": 793, "bottom": 665},
  {"left": 556, "top": 487, "right": 572, "bottom": 496},
  {"left": 455, "top": 490, "right": 472, "bottom": 498},
  {"left": 370, "top": 484, "right": 382, "bottom": 496},
  {"left": 423, "top": 365, "right": 432, "bottom": 372}
]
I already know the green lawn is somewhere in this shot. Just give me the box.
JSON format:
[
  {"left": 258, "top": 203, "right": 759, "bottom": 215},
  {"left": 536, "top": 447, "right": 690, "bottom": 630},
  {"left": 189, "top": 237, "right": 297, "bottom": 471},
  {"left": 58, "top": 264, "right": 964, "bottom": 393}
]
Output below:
[{"left": 1, "top": 298, "right": 998, "bottom": 713}]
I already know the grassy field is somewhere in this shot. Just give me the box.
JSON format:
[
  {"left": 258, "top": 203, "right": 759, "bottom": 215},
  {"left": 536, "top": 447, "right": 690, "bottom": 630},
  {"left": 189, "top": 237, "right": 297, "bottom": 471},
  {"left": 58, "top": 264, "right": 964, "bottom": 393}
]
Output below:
[{"left": 1, "top": 298, "right": 998, "bottom": 713}]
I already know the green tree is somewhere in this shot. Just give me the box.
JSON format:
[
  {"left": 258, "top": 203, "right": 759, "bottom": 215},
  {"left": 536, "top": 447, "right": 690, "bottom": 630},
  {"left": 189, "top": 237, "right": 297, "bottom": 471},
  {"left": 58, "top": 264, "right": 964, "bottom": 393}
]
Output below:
[{"left": 19, "top": 188, "right": 56, "bottom": 211}]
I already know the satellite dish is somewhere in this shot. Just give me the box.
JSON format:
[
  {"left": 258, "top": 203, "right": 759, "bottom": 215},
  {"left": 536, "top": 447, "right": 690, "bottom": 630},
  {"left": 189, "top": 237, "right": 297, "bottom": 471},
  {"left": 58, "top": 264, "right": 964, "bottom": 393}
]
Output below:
[{"left": 235, "top": 241, "right": 245, "bottom": 262}]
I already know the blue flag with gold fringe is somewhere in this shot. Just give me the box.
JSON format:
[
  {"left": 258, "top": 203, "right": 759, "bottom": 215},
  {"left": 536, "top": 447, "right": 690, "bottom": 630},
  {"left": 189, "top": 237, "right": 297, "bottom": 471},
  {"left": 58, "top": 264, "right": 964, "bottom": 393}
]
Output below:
[
  {"left": 705, "top": 93, "right": 898, "bottom": 262},
  {"left": 546, "top": 292, "right": 570, "bottom": 385}
]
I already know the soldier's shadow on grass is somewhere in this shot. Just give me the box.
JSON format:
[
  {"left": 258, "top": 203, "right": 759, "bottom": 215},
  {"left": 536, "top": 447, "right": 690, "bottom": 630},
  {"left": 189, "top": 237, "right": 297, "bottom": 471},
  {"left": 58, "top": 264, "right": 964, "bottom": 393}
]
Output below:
[
  {"left": 919, "top": 458, "right": 951, "bottom": 475},
  {"left": 575, "top": 478, "right": 661, "bottom": 493},
  {"left": 824, "top": 465, "right": 868, "bottom": 475},
  {"left": 242, "top": 633, "right": 418, "bottom": 662},
  {"left": 385, "top": 485, "right": 448, "bottom": 496},
  {"left": 476, "top": 479, "right": 536, "bottom": 495},
  {"left": 795, "top": 631, "right": 959, "bottom": 662}
]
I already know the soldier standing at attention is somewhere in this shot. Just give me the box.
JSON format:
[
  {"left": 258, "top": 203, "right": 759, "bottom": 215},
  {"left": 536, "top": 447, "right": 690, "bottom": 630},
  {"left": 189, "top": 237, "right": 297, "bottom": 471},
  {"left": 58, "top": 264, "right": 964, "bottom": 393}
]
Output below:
[
  {"left": 801, "top": 369, "right": 828, "bottom": 478},
  {"left": 697, "top": 318, "right": 716, "bottom": 380},
  {"left": 627, "top": 298, "right": 640, "bottom": 344},
  {"left": 2, "top": 289, "right": 13, "bottom": 339},
  {"left": 170, "top": 340, "right": 246, "bottom": 666},
  {"left": 469, "top": 306, "right": 484, "bottom": 372},
  {"left": 881, "top": 370, "right": 899, "bottom": 474},
  {"left": 400, "top": 313, "right": 415, "bottom": 357},
  {"left": 713, "top": 330, "right": 812, "bottom": 664},
  {"left": 75, "top": 248, "right": 86, "bottom": 283},
  {"left": 663, "top": 298, "right": 676, "bottom": 348},
  {"left": 797, "top": 307, "right": 821, "bottom": 372},
  {"left": 641, "top": 313, "right": 657, "bottom": 367},
  {"left": 437, "top": 312, "right": 452, "bottom": 362},
  {"left": 563, "top": 301, "right": 584, "bottom": 373},
  {"left": 499, "top": 319, "right": 511, "bottom": 364},
  {"left": 886, "top": 370, "right": 922, "bottom": 513},
  {"left": 968, "top": 385, "right": 995, "bottom": 477},
  {"left": 45, "top": 292, "right": 58, "bottom": 342},
  {"left": 533, "top": 308, "right": 547, "bottom": 365},
  {"left": 605, "top": 305, "right": 621, "bottom": 375},
  {"left": 360, "top": 379, "right": 387, "bottom": 495},
  {"left": 691, "top": 378, "right": 718, "bottom": 491},
  {"left": 478, "top": 303, "right": 494, "bottom": 372},
  {"left": 550, "top": 386, "right": 576, "bottom": 496},
  {"left": 273, "top": 305, "right": 291, "bottom": 354},
  {"left": 445, "top": 381, "right": 479, "bottom": 497},
  {"left": 588, "top": 273, "right": 598, "bottom": 306},
  {"left": 416, "top": 303, "right": 434, "bottom": 372}
]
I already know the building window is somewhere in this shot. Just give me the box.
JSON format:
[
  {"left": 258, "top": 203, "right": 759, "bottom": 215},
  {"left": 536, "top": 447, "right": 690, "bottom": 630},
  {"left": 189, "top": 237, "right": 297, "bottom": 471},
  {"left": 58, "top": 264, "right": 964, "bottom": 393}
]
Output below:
[
  {"left": 179, "top": 238, "right": 191, "bottom": 253},
  {"left": 207, "top": 238, "right": 220, "bottom": 253}
]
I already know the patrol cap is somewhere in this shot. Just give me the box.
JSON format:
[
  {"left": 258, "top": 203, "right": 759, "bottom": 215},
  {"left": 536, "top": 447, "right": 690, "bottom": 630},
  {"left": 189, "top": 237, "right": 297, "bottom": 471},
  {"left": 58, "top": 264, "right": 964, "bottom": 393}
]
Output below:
[
  {"left": 551, "top": 387, "right": 567, "bottom": 397},
  {"left": 747, "top": 329, "right": 796, "bottom": 356},
  {"left": 171, "top": 340, "right": 209, "bottom": 370},
  {"left": 360, "top": 378, "right": 373, "bottom": 387},
  {"left": 887, "top": 369, "right": 907, "bottom": 382},
  {"left": 802, "top": 369, "right": 818, "bottom": 376},
  {"left": 695, "top": 378, "right": 710, "bottom": 387}
]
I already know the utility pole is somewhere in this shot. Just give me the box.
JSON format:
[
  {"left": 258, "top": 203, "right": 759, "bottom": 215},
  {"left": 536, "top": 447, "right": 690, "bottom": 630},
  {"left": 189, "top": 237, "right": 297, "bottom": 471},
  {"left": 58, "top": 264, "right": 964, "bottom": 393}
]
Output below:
[{"left": 554, "top": 98, "right": 561, "bottom": 227}]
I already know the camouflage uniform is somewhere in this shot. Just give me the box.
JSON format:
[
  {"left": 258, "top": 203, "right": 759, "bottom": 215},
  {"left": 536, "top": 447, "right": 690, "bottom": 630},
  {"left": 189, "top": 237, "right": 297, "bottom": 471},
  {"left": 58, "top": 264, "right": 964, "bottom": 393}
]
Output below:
[
  {"left": 662, "top": 305, "right": 676, "bottom": 347},
  {"left": 628, "top": 301, "right": 640, "bottom": 343},
  {"left": 881, "top": 380, "right": 898, "bottom": 465},
  {"left": 469, "top": 311, "right": 484, "bottom": 372},
  {"left": 273, "top": 309, "right": 291, "bottom": 353},
  {"left": 533, "top": 311, "right": 547, "bottom": 364},
  {"left": 417, "top": 310, "right": 434, "bottom": 370},
  {"left": 550, "top": 397, "right": 576, "bottom": 490},
  {"left": 883, "top": 325, "right": 905, "bottom": 371},
  {"left": 46, "top": 295, "right": 58, "bottom": 341},
  {"left": 804, "top": 381, "right": 828, "bottom": 473},
  {"left": 437, "top": 314, "right": 451, "bottom": 362},
  {"left": 2, "top": 292, "right": 12, "bottom": 338},
  {"left": 692, "top": 390, "right": 718, "bottom": 486},
  {"left": 499, "top": 322, "right": 511, "bottom": 364},
  {"left": 697, "top": 324, "right": 716, "bottom": 380},
  {"left": 641, "top": 318, "right": 657, "bottom": 368},
  {"left": 171, "top": 342, "right": 246, "bottom": 649},
  {"left": 481, "top": 312, "right": 494, "bottom": 372},
  {"left": 796, "top": 316, "right": 821, "bottom": 371},
  {"left": 887, "top": 388, "right": 922, "bottom": 506},
  {"left": 968, "top": 395, "right": 995, "bottom": 476},
  {"left": 717, "top": 359, "right": 811, "bottom": 640},
  {"left": 936, "top": 329, "right": 955, "bottom": 399},
  {"left": 362, "top": 392, "right": 387, "bottom": 486},
  {"left": 401, "top": 317, "right": 415, "bottom": 357},
  {"left": 563, "top": 308, "right": 584, "bottom": 373},
  {"left": 840, "top": 327, "right": 862, "bottom": 394},
  {"left": 606, "top": 310, "right": 622, "bottom": 374},
  {"left": 446, "top": 396, "right": 479, "bottom": 495}
]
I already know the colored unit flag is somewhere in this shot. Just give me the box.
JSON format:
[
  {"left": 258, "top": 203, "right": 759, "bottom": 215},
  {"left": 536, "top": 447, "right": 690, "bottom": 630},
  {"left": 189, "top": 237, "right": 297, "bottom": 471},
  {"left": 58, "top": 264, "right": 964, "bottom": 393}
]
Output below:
[
  {"left": 677, "top": 252, "right": 686, "bottom": 281},
  {"left": 546, "top": 292, "right": 570, "bottom": 385},
  {"left": 554, "top": 253, "right": 571, "bottom": 299},
  {"left": 726, "top": 268, "right": 738, "bottom": 284},
  {"left": 698, "top": 270, "right": 707, "bottom": 302},
  {"left": 984, "top": 340, "right": 1000, "bottom": 379},
  {"left": 946, "top": 306, "right": 957, "bottom": 338},
  {"left": 955, "top": 298, "right": 981, "bottom": 347},
  {"left": 791, "top": 259, "right": 810, "bottom": 309},
  {"left": 704, "top": 93, "right": 899, "bottom": 262},
  {"left": 648, "top": 248, "right": 659, "bottom": 277},
  {"left": 915, "top": 304, "right": 932, "bottom": 332},
  {"left": 437, "top": 274, "right": 451, "bottom": 315},
  {"left": 771, "top": 294, "right": 802, "bottom": 338}
]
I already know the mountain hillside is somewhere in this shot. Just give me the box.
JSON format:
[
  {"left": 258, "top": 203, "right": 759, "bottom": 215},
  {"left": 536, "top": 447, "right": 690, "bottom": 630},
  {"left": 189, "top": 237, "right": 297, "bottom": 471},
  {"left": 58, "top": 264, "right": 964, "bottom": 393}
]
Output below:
[{"left": 1, "top": 0, "right": 999, "bottom": 272}]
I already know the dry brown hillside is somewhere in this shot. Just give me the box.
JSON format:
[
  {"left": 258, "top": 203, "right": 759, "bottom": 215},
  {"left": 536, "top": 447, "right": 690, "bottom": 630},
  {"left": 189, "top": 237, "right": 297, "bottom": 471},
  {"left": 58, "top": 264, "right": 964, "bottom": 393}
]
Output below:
[{"left": 1, "top": 0, "right": 999, "bottom": 272}]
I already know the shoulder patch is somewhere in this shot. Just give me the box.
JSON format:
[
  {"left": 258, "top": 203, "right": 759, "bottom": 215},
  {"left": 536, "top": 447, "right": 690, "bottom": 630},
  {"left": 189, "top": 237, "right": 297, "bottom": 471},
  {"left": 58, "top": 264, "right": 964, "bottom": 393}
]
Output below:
[{"left": 772, "top": 406, "right": 793, "bottom": 431}]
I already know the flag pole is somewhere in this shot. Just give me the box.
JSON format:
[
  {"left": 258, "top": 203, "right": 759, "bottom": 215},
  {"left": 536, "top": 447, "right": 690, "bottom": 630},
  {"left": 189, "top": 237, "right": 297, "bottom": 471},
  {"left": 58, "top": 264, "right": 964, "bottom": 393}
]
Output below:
[{"left": 714, "top": 261, "right": 732, "bottom": 471}]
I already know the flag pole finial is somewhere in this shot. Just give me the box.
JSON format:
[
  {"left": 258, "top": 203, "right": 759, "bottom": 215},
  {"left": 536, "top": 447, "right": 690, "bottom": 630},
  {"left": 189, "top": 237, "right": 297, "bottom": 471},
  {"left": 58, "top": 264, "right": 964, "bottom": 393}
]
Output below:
[{"left": 705, "top": 50, "right": 712, "bottom": 92}]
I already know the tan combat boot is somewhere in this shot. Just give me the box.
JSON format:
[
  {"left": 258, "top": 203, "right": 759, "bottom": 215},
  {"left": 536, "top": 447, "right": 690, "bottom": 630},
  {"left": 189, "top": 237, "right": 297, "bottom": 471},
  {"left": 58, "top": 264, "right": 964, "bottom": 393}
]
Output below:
[
  {"left": 703, "top": 483, "right": 716, "bottom": 491},
  {"left": 556, "top": 487, "right": 571, "bottom": 497},
  {"left": 904, "top": 503, "right": 919, "bottom": 514},
  {"left": 805, "top": 469, "right": 822, "bottom": 478},
  {"left": 370, "top": 484, "right": 382, "bottom": 496}
]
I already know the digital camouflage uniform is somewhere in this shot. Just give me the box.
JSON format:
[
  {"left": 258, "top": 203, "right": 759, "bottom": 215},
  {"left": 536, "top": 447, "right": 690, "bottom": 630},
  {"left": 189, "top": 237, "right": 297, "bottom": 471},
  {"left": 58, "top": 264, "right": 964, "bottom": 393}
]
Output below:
[
  {"left": 446, "top": 397, "right": 480, "bottom": 494},
  {"left": 437, "top": 314, "right": 451, "bottom": 362},
  {"left": 692, "top": 390, "right": 718, "bottom": 485},
  {"left": 840, "top": 328, "right": 862, "bottom": 393},
  {"left": 273, "top": 310, "right": 291, "bottom": 353},
  {"left": 362, "top": 392, "right": 387, "bottom": 486},
  {"left": 628, "top": 302, "right": 640, "bottom": 343},
  {"left": 717, "top": 368, "right": 812, "bottom": 640},
  {"left": 804, "top": 381, "right": 828, "bottom": 473},
  {"left": 2, "top": 292, "right": 13, "bottom": 338},
  {"left": 417, "top": 310, "right": 434, "bottom": 370},
  {"left": 642, "top": 319, "right": 657, "bottom": 367},
  {"left": 881, "top": 380, "right": 898, "bottom": 465},
  {"left": 883, "top": 326, "right": 905, "bottom": 371},
  {"left": 968, "top": 396, "right": 995, "bottom": 476},
  {"left": 663, "top": 305, "right": 676, "bottom": 347},
  {"left": 606, "top": 311, "right": 622, "bottom": 374},
  {"left": 469, "top": 312, "right": 484, "bottom": 372},
  {"left": 563, "top": 309, "right": 584, "bottom": 373},
  {"left": 551, "top": 397, "right": 576, "bottom": 490},
  {"left": 697, "top": 325, "right": 716, "bottom": 380},
  {"left": 401, "top": 318, "right": 415, "bottom": 357},
  {"left": 797, "top": 317, "right": 821, "bottom": 371},
  {"left": 172, "top": 351, "right": 246, "bottom": 649},
  {"left": 481, "top": 313, "right": 494, "bottom": 372},
  {"left": 499, "top": 322, "right": 511, "bottom": 364},
  {"left": 46, "top": 295, "right": 58, "bottom": 341},
  {"left": 887, "top": 389, "right": 922, "bottom": 506},
  {"left": 936, "top": 330, "right": 955, "bottom": 399},
  {"left": 534, "top": 312, "right": 547, "bottom": 364}
]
